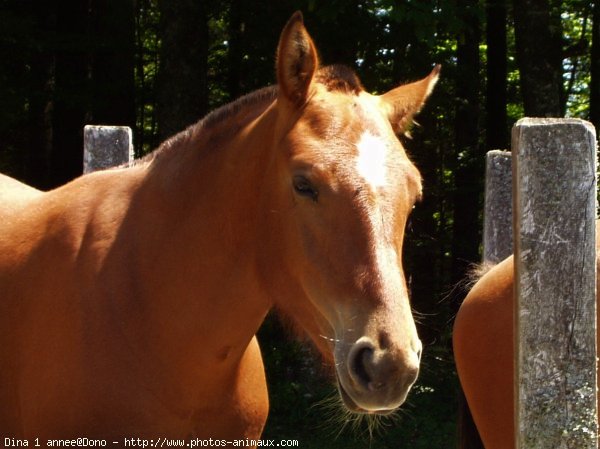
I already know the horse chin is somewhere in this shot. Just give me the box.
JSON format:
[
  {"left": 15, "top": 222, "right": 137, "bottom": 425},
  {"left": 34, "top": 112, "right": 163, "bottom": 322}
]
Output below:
[{"left": 335, "top": 374, "right": 398, "bottom": 416}]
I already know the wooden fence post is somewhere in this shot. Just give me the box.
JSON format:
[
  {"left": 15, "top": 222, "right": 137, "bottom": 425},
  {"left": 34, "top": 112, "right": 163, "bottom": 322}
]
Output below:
[
  {"left": 513, "top": 118, "right": 598, "bottom": 448},
  {"left": 483, "top": 150, "right": 513, "bottom": 263},
  {"left": 83, "top": 125, "right": 133, "bottom": 173}
]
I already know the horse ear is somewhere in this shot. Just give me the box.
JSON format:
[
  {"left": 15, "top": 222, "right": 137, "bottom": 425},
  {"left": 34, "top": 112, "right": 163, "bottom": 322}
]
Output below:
[
  {"left": 381, "top": 65, "right": 441, "bottom": 135},
  {"left": 276, "top": 11, "right": 318, "bottom": 106}
]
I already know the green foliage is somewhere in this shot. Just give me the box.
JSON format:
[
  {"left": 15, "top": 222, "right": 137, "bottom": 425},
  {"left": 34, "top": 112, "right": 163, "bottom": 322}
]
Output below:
[
  {"left": 135, "top": 0, "right": 161, "bottom": 154},
  {"left": 562, "top": 2, "right": 594, "bottom": 118}
]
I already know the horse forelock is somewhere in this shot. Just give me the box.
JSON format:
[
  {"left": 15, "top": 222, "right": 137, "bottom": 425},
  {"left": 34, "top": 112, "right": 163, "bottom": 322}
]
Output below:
[{"left": 315, "top": 65, "right": 364, "bottom": 95}]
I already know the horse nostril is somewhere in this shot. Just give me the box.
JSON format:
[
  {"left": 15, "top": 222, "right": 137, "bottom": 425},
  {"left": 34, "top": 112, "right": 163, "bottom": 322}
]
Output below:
[{"left": 350, "top": 345, "right": 374, "bottom": 389}]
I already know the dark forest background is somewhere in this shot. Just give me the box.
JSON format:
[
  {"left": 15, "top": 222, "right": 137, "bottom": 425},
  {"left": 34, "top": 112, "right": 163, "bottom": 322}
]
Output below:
[{"left": 1, "top": 1, "right": 598, "bottom": 447}]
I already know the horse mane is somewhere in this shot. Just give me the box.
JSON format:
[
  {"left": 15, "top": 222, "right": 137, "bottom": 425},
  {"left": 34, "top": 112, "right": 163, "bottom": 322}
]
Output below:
[
  {"left": 130, "top": 85, "right": 278, "bottom": 167},
  {"left": 130, "top": 65, "right": 363, "bottom": 167},
  {"left": 202, "top": 85, "right": 279, "bottom": 132}
]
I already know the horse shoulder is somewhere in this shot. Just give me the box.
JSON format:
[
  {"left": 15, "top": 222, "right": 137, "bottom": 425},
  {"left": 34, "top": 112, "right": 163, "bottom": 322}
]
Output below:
[
  {"left": 235, "top": 336, "right": 269, "bottom": 436},
  {"left": 453, "top": 256, "right": 515, "bottom": 449},
  {"left": 0, "top": 168, "right": 139, "bottom": 329},
  {"left": 208, "top": 336, "right": 269, "bottom": 440}
]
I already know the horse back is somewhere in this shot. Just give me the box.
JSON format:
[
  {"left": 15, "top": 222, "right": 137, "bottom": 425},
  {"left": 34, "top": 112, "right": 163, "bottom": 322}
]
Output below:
[
  {"left": 454, "top": 222, "right": 600, "bottom": 449},
  {"left": 0, "top": 172, "right": 46, "bottom": 285},
  {"left": 0, "top": 173, "right": 43, "bottom": 215},
  {"left": 453, "top": 256, "right": 515, "bottom": 449}
]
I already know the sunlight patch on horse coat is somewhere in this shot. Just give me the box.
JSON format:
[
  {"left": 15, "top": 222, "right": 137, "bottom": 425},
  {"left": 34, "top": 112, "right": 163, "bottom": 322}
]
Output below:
[{"left": 356, "top": 131, "right": 389, "bottom": 190}]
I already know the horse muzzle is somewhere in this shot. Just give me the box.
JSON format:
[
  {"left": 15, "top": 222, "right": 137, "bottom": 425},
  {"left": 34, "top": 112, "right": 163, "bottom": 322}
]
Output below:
[{"left": 335, "top": 336, "right": 421, "bottom": 414}]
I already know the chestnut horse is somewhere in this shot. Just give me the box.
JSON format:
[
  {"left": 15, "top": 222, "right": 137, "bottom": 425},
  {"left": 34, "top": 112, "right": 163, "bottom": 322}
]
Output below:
[
  {"left": 453, "top": 226, "right": 600, "bottom": 448},
  {"left": 0, "top": 12, "right": 439, "bottom": 443}
]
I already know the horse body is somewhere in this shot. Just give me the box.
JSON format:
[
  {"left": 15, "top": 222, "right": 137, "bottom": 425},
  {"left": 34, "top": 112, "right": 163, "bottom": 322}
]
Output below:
[
  {"left": 1, "top": 12, "right": 438, "bottom": 442},
  {"left": 1, "top": 97, "right": 273, "bottom": 440},
  {"left": 453, "top": 225, "right": 600, "bottom": 448}
]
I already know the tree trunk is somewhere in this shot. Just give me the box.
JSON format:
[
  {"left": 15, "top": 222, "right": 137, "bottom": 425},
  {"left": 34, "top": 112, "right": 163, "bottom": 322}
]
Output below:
[
  {"left": 50, "top": 0, "right": 90, "bottom": 188},
  {"left": 590, "top": 0, "right": 600, "bottom": 131},
  {"left": 156, "top": 0, "right": 209, "bottom": 141},
  {"left": 513, "top": 0, "right": 564, "bottom": 117},
  {"left": 227, "top": 0, "right": 244, "bottom": 101},
  {"left": 25, "top": 0, "right": 55, "bottom": 188},
  {"left": 486, "top": 0, "right": 508, "bottom": 150},
  {"left": 451, "top": 0, "right": 483, "bottom": 289},
  {"left": 90, "top": 0, "right": 136, "bottom": 129}
]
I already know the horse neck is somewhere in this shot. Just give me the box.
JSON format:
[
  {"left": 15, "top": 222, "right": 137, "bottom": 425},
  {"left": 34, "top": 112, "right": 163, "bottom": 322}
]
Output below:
[{"left": 115, "top": 103, "right": 279, "bottom": 390}]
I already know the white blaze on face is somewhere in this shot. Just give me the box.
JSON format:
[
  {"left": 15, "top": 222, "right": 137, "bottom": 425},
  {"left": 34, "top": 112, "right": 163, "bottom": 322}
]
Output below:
[{"left": 356, "top": 131, "right": 389, "bottom": 190}]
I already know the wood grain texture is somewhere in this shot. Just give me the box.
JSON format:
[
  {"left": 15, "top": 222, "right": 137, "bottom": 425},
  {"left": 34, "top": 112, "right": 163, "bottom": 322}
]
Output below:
[
  {"left": 513, "top": 118, "right": 598, "bottom": 448},
  {"left": 484, "top": 150, "right": 513, "bottom": 263}
]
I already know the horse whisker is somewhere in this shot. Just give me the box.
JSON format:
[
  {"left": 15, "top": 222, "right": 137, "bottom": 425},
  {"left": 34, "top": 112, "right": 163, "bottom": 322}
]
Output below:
[
  {"left": 310, "top": 387, "right": 406, "bottom": 444},
  {"left": 318, "top": 334, "right": 341, "bottom": 343}
]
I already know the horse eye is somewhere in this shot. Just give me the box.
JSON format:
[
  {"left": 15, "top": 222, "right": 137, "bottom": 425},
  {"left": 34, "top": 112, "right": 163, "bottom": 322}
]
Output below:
[{"left": 293, "top": 175, "right": 319, "bottom": 202}]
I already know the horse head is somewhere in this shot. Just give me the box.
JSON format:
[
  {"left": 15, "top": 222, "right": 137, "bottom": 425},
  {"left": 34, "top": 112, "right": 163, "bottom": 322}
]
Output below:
[{"left": 259, "top": 12, "right": 439, "bottom": 415}]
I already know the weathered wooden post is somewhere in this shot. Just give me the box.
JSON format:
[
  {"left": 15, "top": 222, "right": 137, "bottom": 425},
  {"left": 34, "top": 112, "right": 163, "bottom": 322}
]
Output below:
[
  {"left": 483, "top": 150, "right": 513, "bottom": 263},
  {"left": 83, "top": 125, "right": 133, "bottom": 173},
  {"left": 513, "top": 118, "right": 598, "bottom": 448}
]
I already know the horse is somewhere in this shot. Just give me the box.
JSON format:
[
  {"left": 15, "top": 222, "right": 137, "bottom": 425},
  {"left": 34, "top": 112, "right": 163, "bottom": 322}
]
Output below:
[
  {"left": 0, "top": 12, "right": 439, "bottom": 443},
  {"left": 453, "top": 223, "right": 600, "bottom": 448}
]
